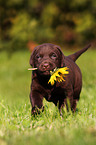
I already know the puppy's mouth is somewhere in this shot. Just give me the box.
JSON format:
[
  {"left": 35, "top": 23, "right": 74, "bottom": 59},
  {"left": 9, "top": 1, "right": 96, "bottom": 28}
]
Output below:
[
  {"left": 38, "top": 62, "right": 56, "bottom": 76},
  {"left": 38, "top": 69, "right": 51, "bottom": 76},
  {"left": 38, "top": 67, "right": 56, "bottom": 76}
]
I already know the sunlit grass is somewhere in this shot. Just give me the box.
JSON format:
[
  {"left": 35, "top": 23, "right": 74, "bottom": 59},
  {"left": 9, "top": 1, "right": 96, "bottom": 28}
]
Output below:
[{"left": 0, "top": 50, "right": 96, "bottom": 145}]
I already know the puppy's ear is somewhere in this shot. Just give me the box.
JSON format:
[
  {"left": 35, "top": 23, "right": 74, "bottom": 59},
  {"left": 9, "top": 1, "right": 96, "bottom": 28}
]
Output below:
[
  {"left": 60, "top": 53, "right": 65, "bottom": 67},
  {"left": 30, "top": 52, "right": 34, "bottom": 67},
  {"left": 55, "top": 46, "right": 65, "bottom": 67},
  {"left": 29, "top": 47, "right": 37, "bottom": 67}
]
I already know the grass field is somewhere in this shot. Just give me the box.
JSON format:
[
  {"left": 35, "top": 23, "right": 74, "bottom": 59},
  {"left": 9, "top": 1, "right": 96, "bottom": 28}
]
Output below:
[{"left": 0, "top": 49, "right": 96, "bottom": 145}]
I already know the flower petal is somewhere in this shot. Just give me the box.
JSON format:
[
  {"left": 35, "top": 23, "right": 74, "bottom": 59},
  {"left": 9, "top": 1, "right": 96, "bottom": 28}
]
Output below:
[{"left": 48, "top": 67, "right": 69, "bottom": 85}]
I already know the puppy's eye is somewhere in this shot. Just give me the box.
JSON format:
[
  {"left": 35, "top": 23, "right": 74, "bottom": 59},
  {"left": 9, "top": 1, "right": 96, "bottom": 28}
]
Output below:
[
  {"left": 51, "top": 53, "right": 57, "bottom": 59},
  {"left": 36, "top": 55, "right": 43, "bottom": 60}
]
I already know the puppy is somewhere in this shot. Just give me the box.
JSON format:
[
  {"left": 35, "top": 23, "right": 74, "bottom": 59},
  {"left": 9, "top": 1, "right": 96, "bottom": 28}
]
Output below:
[{"left": 29, "top": 43, "right": 91, "bottom": 115}]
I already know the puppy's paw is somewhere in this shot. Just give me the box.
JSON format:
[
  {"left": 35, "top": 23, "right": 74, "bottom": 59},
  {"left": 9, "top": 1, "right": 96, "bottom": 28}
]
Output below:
[{"left": 31, "top": 106, "right": 44, "bottom": 116}]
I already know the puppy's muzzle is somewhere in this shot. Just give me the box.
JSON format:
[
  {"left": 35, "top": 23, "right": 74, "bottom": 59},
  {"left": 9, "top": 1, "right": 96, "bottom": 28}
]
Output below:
[
  {"left": 40, "top": 62, "right": 52, "bottom": 71},
  {"left": 39, "top": 60, "right": 55, "bottom": 73},
  {"left": 42, "top": 63, "right": 50, "bottom": 69}
]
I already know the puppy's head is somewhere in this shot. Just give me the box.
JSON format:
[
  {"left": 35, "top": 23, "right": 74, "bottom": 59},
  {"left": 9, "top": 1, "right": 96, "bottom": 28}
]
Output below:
[{"left": 30, "top": 43, "right": 65, "bottom": 76}]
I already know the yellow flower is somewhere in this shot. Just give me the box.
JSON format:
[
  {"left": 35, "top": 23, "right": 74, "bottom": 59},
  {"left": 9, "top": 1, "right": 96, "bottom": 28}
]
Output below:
[{"left": 48, "top": 67, "right": 69, "bottom": 85}]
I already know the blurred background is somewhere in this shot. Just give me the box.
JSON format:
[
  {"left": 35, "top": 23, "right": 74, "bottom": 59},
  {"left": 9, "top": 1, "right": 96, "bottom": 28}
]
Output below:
[{"left": 0, "top": 0, "right": 96, "bottom": 53}]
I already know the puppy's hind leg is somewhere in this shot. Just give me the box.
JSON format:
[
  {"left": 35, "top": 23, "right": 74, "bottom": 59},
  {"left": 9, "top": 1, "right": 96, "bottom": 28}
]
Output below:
[
  {"left": 72, "top": 86, "right": 82, "bottom": 112},
  {"left": 72, "top": 99, "right": 78, "bottom": 112}
]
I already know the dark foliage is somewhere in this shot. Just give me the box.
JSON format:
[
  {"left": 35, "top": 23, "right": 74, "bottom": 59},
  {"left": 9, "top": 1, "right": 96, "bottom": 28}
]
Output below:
[{"left": 0, "top": 0, "right": 96, "bottom": 52}]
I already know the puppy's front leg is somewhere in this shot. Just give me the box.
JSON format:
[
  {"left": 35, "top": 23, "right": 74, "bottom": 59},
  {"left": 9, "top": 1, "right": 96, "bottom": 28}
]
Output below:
[{"left": 30, "top": 89, "right": 44, "bottom": 115}]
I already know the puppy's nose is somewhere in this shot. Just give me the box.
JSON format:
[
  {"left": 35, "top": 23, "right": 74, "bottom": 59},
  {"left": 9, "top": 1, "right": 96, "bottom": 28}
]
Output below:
[{"left": 43, "top": 63, "right": 49, "bottom": 69}]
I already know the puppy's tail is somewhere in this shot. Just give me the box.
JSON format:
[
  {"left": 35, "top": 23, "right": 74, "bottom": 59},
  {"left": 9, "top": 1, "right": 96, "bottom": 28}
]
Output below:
[{"left": 67, "top": 44, "right": 91, "bottom": 62}]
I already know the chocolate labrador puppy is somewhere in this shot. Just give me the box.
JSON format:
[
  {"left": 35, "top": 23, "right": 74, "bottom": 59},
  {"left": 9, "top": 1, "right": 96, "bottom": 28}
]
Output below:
[{"left": 29, "top": 43, "right": 91, "bottom": 115}]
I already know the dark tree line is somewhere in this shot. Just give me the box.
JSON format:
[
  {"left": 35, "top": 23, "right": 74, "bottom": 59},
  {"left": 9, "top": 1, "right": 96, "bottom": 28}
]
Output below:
[{"left": 0, "top": 0, "right": 96, "bottom": 51}]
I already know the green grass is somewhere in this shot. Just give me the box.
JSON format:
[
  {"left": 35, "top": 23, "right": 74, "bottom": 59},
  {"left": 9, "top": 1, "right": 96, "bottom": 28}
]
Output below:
[{"left": 0, "top": 50, "right": 96, "bottom": 145}]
